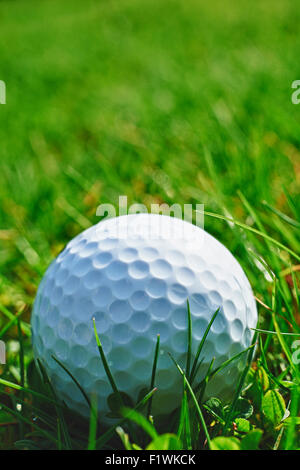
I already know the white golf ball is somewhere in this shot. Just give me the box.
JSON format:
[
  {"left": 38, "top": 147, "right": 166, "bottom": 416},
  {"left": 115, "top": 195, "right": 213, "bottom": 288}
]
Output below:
[{"left": 31, "top": 214, "right": 257, "bottom": 420}]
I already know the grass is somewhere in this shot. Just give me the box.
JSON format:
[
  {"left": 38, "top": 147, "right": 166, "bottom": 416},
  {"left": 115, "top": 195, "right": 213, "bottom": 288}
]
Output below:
[{"left": 0, "top": 0, "right": 299, "bottom": 450}]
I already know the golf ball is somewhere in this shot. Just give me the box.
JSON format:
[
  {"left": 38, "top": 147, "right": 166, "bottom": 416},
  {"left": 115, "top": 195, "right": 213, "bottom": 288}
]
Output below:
[{"left": 31, "top": 214, "right": 257, "bottom": 420}]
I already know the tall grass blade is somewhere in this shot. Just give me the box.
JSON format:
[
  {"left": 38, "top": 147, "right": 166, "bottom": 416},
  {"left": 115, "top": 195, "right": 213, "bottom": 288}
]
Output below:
[
  {"left": 177, "top": 386, "right": 192, "bottom": 449},
  {"left": 147, "top": 334, "right": 160, "bottom": 418},
  {"left": 51, "top": 355, "right": 91, "bottom": 408},
  {"left": 262, "top": 201, "right": 300, "bottom": 228},
  {"left": 37, "top": 359, "right": 72, "bottom": 449},
  {"left": 93, "top": 318, "right": 119, "bottom": 395},
  {"left": 168, "top": 353, "right": 211, "bottom": 448},
  {"left": 223, "top": 331, "right": 258, "bottom": 435},
  {"left": 0, "top": 305, "right": 26, "bottom": 339},
  {"left": 195, "top": 209, "right": 300, "bottom": 262},
  {"left": 0, "top": 377, "right": 64, "bottom": 406},
  {"left": 186, "top": 300, "right": 192, "bottom": 379},
  {"left": 95, "top": 388, "right": 157, "bottom": 449},
  {"left": 0, "top": 402, "right": 62, "bottom": 447},
  {"left": 87, "top": 393, "right": 98, "bottom": 450},
  {"left": 189, "top": 308, "right": 219, "bottom": 385}
]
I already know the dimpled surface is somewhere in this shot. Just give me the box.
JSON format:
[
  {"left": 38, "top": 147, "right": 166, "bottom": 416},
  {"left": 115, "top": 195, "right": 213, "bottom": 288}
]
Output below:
[{"left": 31, "top": 214, "right": 257, "bottom": 420}]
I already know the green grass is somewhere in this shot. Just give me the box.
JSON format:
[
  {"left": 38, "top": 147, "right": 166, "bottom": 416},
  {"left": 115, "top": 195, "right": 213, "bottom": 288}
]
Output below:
[{"left": 0, "top": 0, "right": 299, "bottom": 450}]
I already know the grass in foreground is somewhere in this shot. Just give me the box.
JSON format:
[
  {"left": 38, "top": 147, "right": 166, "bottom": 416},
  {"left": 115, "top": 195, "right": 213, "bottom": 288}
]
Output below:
[
  {"left": 0, "top": 0, "right": 299, "bottom": 450},
  {"left": 0, "top": 204, "right": 299, "bottom": 450}
]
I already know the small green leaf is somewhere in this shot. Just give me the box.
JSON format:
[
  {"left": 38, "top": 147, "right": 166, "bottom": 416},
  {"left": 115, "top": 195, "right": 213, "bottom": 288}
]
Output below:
[
  {"left": 146, "top": 433, "right": 182, "bottom": 450},
  {"left": 235, "top": 418, "right": 250, "bottom": 433},
  {"left": 241, "top": 429, "right": 263, "bottom": 450},
  {"left": 280, "top": 381, "right": 294, "bottom": 389},
  {"left": 205, "top": 397, "right": 224, "bottom": 417},
  {"left": 262, "top": 390, "right": 286, "bottom": 426},
  {"left": 204, "top": 397, "right": 225, "bottom": 423},
  {"left": 232, "top": 398, "right": 253, "bottom": 419},
  {"left": 210, "top": 437, "right": 240, "bottom": 450},
  {"left": 258, "top": 367, "right": 270, "bottom": 392}
]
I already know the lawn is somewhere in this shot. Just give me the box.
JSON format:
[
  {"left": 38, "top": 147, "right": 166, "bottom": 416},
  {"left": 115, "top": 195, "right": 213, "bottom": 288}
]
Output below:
[{"left": 0, "top": 0, "right": 299, "bottom": 450}]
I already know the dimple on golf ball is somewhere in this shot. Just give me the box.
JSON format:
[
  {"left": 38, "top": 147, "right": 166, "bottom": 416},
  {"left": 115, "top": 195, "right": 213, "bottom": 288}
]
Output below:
[{"left": 31, "top": 214, "right": 257, "bottom": 420}]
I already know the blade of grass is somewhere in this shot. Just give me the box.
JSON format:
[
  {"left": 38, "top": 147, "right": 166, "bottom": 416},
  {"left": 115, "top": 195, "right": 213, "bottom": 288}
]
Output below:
[
  {"left": 51, "top": 355, "right": 91, "bottom": 408},
  {"left": 202, "top": 403, "right": 225, "bottom": 426},
  {"left": 0, "top": 402, "right": 62, "bottom": 448},
  {"left": 197, "top": 357, "right": 215, "bottom": 404},
  {"left": 177, "top": 386, "right": 192, "bottom": 450},
  {"left": 57, "top": 418, "right": 62, "bottom": 451},
  {"left": 257, "top": 322, "right": 291, "bottom": 394},
  {"left": 121, "top": 407, "right": 158, "bottom": 440},
  {"left": 93, "top": 317, "right": 119, "bottom": 395},
  {"left": 238, "top": 190, "right": 281, "bottom": 270},
  {"left": 276, "top": 280, "right": 297, "bottom": 331},
  {"left": 259, "top": 362, "right": 291, "bottom": 393},
  {"left": 273, "top": 424, "right": 285, "bottom": 450},
  {"left": 271, "top": 280, "right": 300, "bottom": 378},
  {"left": 282, "top": 185, "right": 299, "bottom": 220},
  {"left": 284, "top": 383, "right": 300, "bottom": 450},
  {"left": 272, "top": 311, "right": 299, "bottom": 377},
  {"left": 291, "top": 267, "right": 300, "bottom": 311},
  {"left": 0, "top": 377, "right": 65, "bottom": 407},
  {"left": 95, "top": 387, "right": 157, "bottom": 449},
  {"left": 0, "top": 303, "right": 30, "bottom": 337},
  {"left": 0, "top": 304, "right": 26, "bottom": 339},
  {"left": 223, "top": 331, "right": 258, "bottom": 435},
  {"left": 37, "top": 359, "right": 72, "bottom": 449},
  {"left": 0, "top": 389, "right": 59, "bottom": 430},
  {"left": 272, "top": 217, "right": 300, "bottom": 253},
  {"left": 252, "top": 328, "right": 300, "bottom": 336},
  {"left": 87, "top": 393, "right": 98, "bottom": 450},
  {"left": 258, "top": 334, "right": 268, "bottom": 372},
  {"left": 93, "top": 319, "right": 140, "bottom": 442},
  {"left": 186, "top": 299, "right": 192, "bottom": 379},
  {"left": 189, "top": 308, "right": 219, "bottom": 385},
  {"left": 147, "top": 334, "right": 160, "bottom": 418},
  {"left": 168, "top": 353, "right": 211, "bottom": 448},
  {"left": 194, "top": 344, "right": 255, "bottom": 395},
  {"left": 262, "top": 201, "right": 300, "bottom": 229},
  {"left": 195, "top": 209, "right": 300, "bottom": 262},
  {"left": 17, "top": 319, "right": 25, "bottom": 388},
  {"left": 17, "top": 318, "right": 25, "bottom": 440}
]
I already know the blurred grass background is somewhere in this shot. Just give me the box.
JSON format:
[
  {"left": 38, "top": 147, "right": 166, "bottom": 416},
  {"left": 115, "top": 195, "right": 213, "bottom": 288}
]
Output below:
[{"left": 0, "top": 0, "right": 299, "bottom": 345}]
